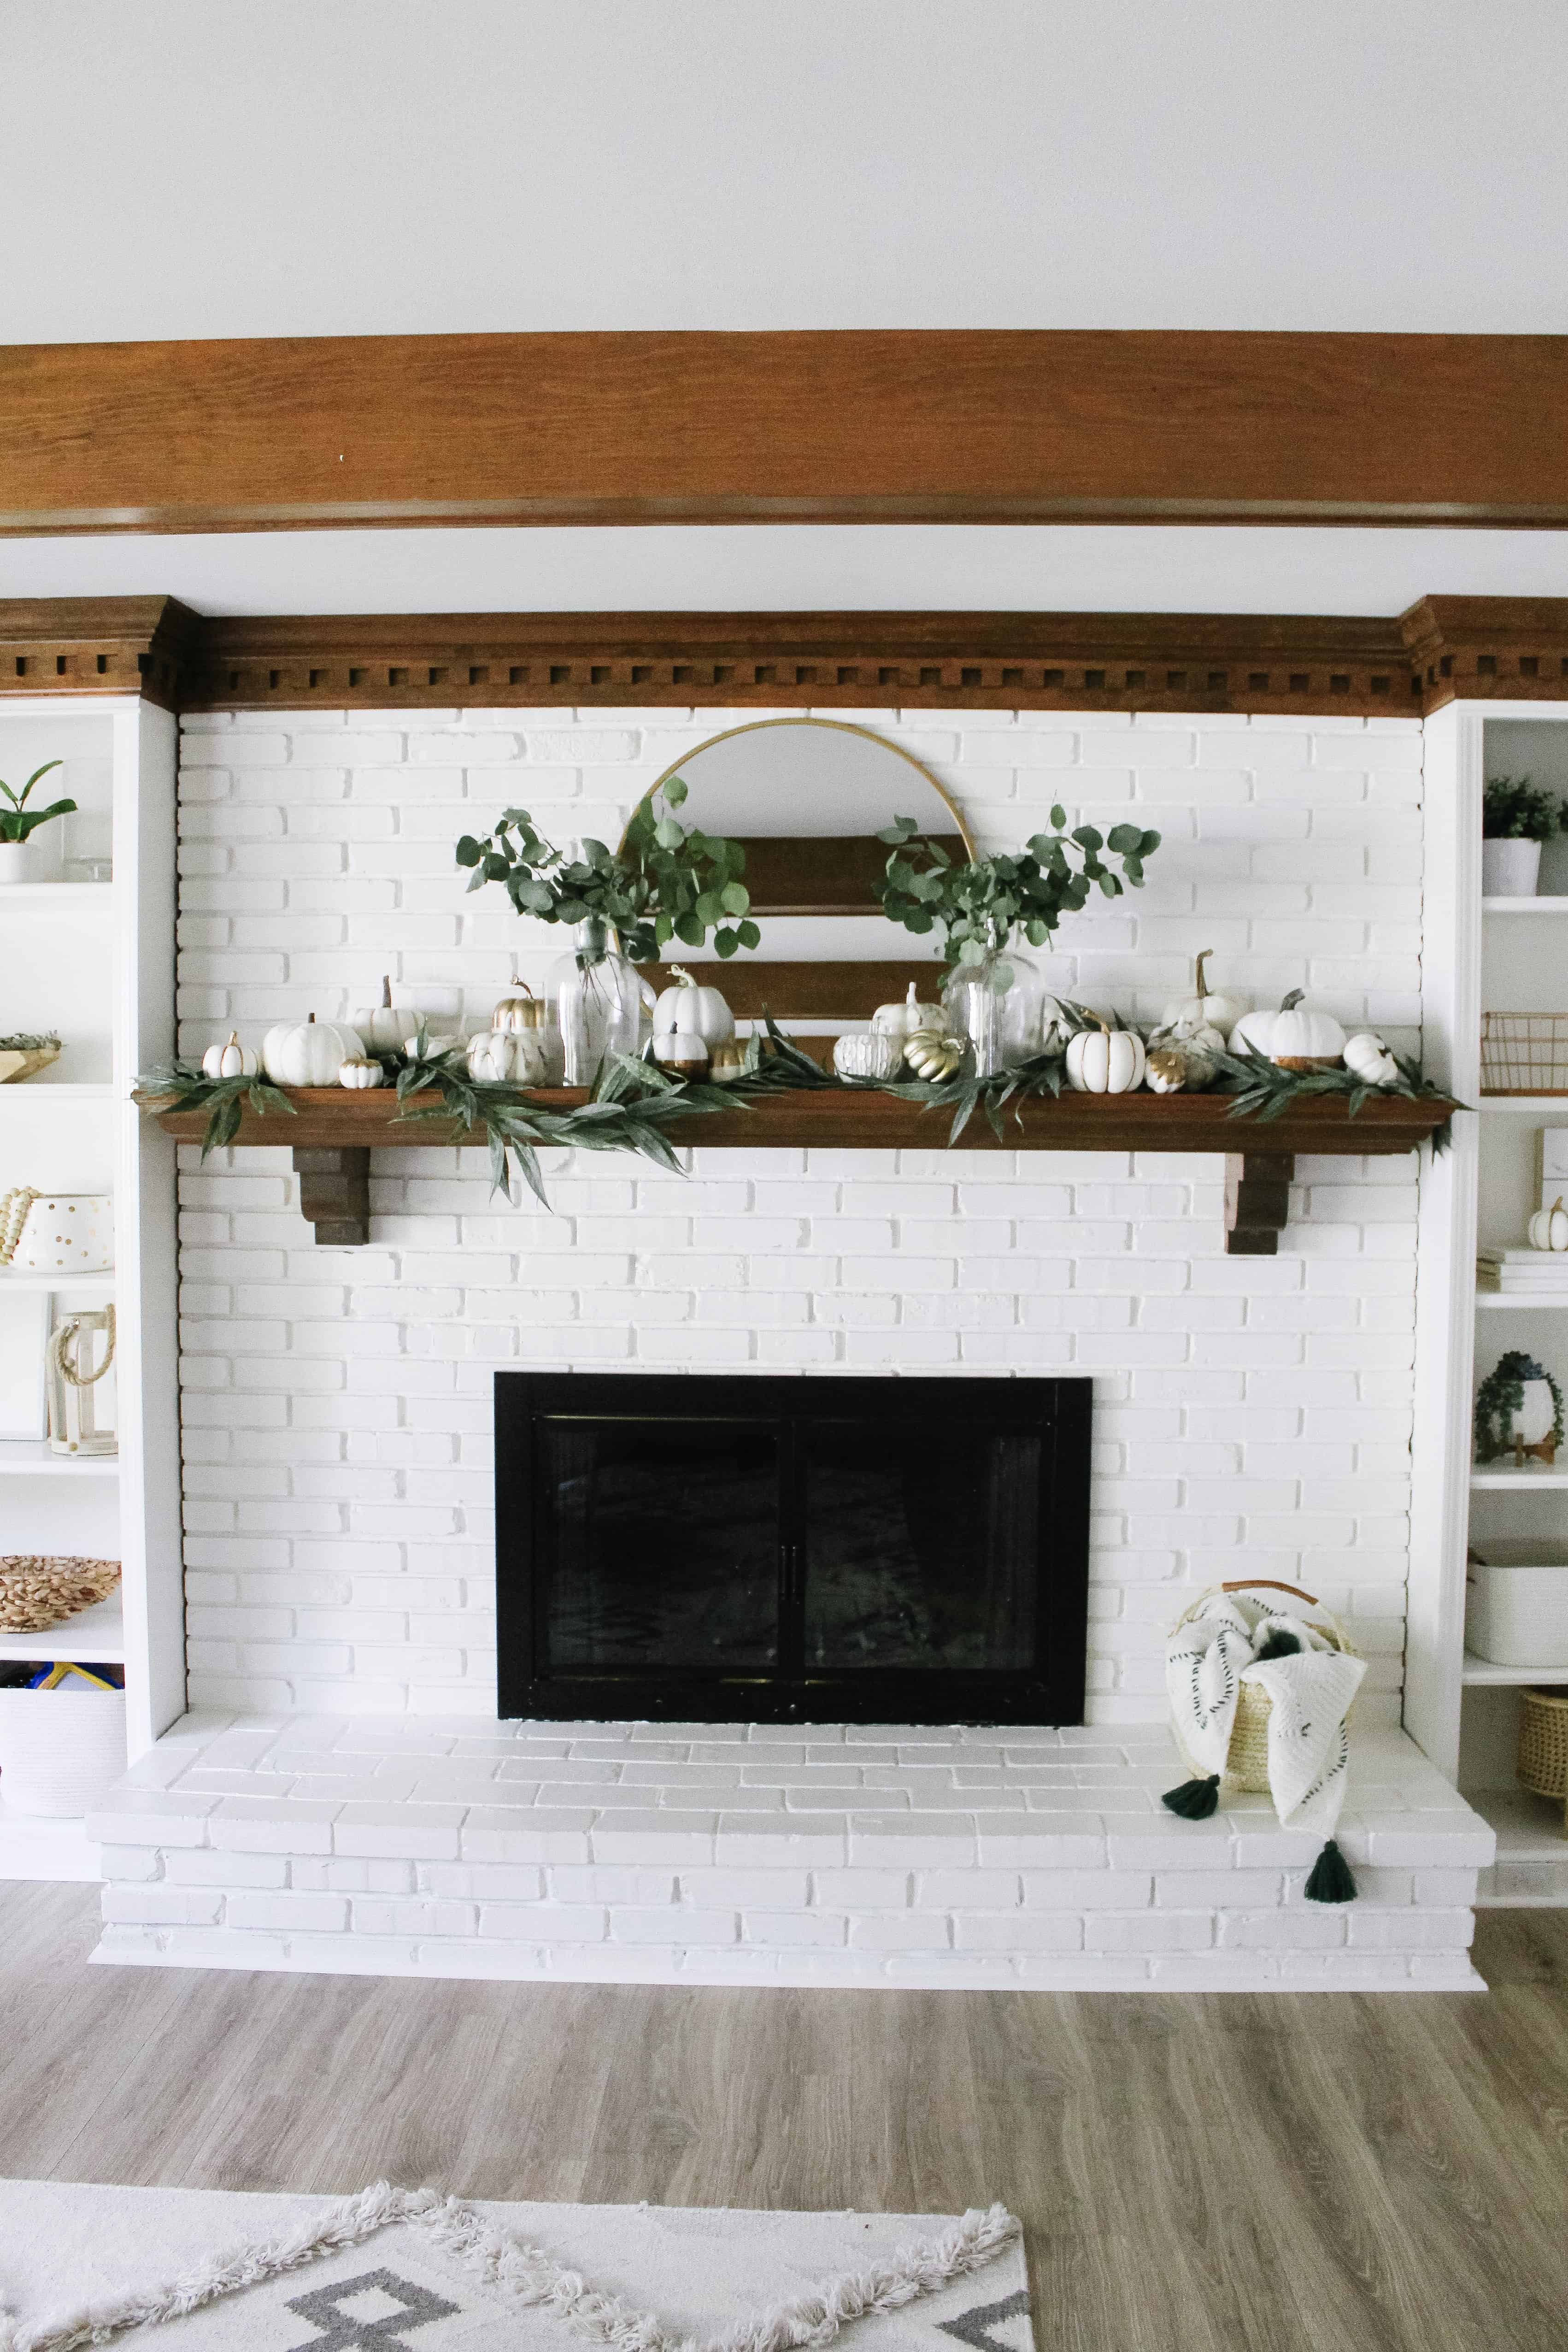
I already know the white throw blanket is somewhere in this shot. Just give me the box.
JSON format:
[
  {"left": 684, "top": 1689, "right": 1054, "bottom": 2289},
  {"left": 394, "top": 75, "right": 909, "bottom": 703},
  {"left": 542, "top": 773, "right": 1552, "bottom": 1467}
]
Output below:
[{"left": 1166, "top": 1590, "right": 1367, "bottom": 1836}]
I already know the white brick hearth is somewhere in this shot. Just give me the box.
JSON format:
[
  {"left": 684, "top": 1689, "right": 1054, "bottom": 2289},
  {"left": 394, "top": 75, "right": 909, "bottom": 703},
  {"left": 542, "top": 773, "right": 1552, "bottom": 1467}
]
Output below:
[{"left": 90, "top": 1713, "right": 1492, "bottom": 1991}]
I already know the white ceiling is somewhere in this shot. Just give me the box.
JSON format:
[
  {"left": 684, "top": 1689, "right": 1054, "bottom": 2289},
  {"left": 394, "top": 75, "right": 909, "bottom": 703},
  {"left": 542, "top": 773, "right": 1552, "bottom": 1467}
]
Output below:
[{"left": 1, "top": 0, "right": 1565, "bottom": 341}]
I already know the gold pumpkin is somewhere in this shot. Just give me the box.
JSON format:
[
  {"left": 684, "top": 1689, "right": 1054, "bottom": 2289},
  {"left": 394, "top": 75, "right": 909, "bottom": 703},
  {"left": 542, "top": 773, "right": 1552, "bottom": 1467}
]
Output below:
[
  {"left": 903, "top": 1028, "right": 964, "bottom": 1081},
  {"left": 493, "top": 973, "right": 547, "bottom": 1033}
]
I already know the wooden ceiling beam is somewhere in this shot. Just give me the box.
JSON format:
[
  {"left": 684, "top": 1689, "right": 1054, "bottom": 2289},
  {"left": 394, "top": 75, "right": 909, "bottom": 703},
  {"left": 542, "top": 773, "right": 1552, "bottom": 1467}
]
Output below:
[{"left": 3, "top": 331, "right": 1568, "bottom": 536}]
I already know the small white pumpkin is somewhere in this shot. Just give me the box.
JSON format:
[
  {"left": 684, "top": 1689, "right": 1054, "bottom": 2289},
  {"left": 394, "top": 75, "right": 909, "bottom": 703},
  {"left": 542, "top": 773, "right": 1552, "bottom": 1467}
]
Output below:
[
  {"left": 1145, "top": 1029, "right": 1219, "bottom": 1093},
  {"left": 338, "top": 1056, "right": 385, "bottom": 1089},
  {"left": 652, "top": 1026, "right": 711, "bottom": 1078},
  {"left": 201, "top": 1031, "right": 258, "bottom": 1080},
  {"left": 1230, "top": 989, "right": 1346, "bottom": 1070},
  {"left": 833, "top": 1031, "right": 904, "bottom": 1082},
  {"left": 1065, "top": 1020, "right": 1147, "bottom": 1094},
  {"left": 351, "top": 976, "right": 405, "bottom": 1055},
  {"left": 468, "top": 1027, "right": 547, "bottom": 1085},
  {"left": 1342, "top": 1031, "right": 1401, "bottom": 1087},
  {"left": 1529, "top": 1196, "right": 1568, "bottom": 1252},
  {"left": 403, "top": 1030, "right": 458, "bottom": 1062},
  {"left": 261, "top": 1013, "right": 361, "bottom": 1088},
  {"left": 1161, "top": 949, "right": 1246, "bottom": 1044},
  {"left": 903, "top": 1028, "right": 964, "bottom": 1082},
  {"left": 652, "top": 966, "right": 734, "bottom": 1048},
  {"left": 872, "top": 982, "right": 947, "bottom": 1045}
]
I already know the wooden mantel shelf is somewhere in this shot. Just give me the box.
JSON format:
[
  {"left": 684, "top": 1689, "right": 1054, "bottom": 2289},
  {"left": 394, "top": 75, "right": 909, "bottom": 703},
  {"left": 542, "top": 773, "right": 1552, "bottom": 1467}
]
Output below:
[{"left": 154, "top": 1087, "right": 1454, "bottom": 1255}]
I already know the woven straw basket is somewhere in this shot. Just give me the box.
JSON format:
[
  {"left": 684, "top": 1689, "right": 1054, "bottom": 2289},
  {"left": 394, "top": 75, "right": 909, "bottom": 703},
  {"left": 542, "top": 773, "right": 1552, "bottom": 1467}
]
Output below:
[
  {"left": 0, "top": 1556, "right": 120, "bottom": 1634},
  {"left": 1517, "top": 1689, "right": 1568, "bottom": 1833},
  {"left": 1171, "top": 1579, "right": 1360, "bottom": 1794}
]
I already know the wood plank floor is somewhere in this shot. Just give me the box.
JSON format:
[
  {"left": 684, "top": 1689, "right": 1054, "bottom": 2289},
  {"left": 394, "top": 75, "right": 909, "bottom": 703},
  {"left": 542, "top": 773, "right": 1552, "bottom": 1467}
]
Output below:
[{"left": 2, "top": 1888, "right": 1565, "bottom": 2351}]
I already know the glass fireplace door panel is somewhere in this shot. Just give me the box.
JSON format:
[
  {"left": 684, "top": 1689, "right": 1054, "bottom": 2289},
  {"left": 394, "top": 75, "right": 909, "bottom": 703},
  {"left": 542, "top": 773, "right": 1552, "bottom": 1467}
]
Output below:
[
  {"left": 538, "top": 1418, "right": 781, "bottom": 1670},
  {"left": 800, "top": 1422, "right": 1041, "bottom": 1671}
]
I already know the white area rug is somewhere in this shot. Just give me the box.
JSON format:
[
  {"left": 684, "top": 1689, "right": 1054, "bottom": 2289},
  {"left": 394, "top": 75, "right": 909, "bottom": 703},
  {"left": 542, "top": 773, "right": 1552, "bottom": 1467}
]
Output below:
[{"left": 0, "top": 2181, "right": 1030, "bottom": 2352}]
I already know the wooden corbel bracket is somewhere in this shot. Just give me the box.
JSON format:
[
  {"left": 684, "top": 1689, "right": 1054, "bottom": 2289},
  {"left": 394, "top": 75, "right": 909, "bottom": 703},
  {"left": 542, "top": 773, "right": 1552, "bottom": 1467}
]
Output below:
[
  {"left": 293, "top": 1146, "right": 371, "bottom": 1247},
  {"left": 1224, "top": 1153, "right": 1296, "bottom": 1256}
]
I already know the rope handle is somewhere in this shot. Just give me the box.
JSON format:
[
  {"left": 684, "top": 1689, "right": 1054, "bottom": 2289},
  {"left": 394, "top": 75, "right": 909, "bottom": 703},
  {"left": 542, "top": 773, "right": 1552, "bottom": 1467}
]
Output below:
[
  {"left": 0, "top": 1187, "right": 41, "bottom": 1268},
  {"left": 1220, "top": 1577, "right": 1320, "bottom": 1605},
  {"left": 1171, "top": 1578, "right": 1357, "bottom": 1658},
  {"left": 53, "top": 1307, "right": 116, "bottom": 1388}
]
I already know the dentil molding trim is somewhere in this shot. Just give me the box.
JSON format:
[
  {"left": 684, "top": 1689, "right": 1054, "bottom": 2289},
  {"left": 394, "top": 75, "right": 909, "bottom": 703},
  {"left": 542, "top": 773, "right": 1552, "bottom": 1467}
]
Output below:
[{"left": 1, "top": 596, "right": 1567, "bottom": 718}]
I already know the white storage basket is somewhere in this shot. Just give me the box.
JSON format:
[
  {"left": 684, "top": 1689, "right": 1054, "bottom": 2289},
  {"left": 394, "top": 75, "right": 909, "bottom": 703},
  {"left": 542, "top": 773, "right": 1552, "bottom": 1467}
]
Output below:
[
  {"left": 0, "top": 1687, "right": 126, "bottom": 1817},
  {"left": 1466, "top": 1542, "right": 1568, "bottom": 1668}
]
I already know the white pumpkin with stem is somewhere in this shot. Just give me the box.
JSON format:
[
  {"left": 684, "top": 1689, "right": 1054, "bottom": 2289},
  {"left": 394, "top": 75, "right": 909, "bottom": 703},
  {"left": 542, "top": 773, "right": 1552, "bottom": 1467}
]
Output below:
[
  {"left": 337, "top": 1056, "right": 385, "bottom": 1090},
  {"left": 1161, "top": 949, "right": 1246, "bottom": 1044},
  {"left": 1230, "top": 989, "right": 1346, "bottom": 1070},
  {"left": 1065, "top": 1018, "right": 1146, "bottom": 1094},
  {"left": 261, "top": 1013, "right": 361, "bottom": 1087},
  {"left": 652, "top": 966, "right": 735, "bottom": 1049},
  {"left": 872, "top": 982, "right": 947, "bottom": 1047},
  {"left": 1342, "top": 1031, "right": 1401, "bottom": 1086},
  {"left": 350, "top": 976, "right": 405, "bottom": 1055},
  {"left": 467, "top": 1027, "right": 547, "bottom": 1086},
  {"left": 201, "top": 1031, "right": 258, "bottom": 1081},
  {"left": 1530, "top": 1196, "right": 1568, "bottom": 1252},
  {"left": 832, "top": 1031, "right": 904, "bottom": 1083}
]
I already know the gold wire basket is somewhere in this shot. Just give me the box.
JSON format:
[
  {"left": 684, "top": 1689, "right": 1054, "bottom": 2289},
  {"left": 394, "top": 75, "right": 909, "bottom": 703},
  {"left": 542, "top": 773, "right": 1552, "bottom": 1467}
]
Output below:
[{"left": 1480, "top": 1013, "right": 1568, "bottom": 1095}]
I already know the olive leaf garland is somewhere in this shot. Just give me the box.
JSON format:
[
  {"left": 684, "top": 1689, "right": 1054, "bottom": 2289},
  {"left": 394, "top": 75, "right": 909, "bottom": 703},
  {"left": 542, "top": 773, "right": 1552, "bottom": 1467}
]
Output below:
[{"left": 138, "top": 1015, "right": 1458, "bottom": 1210}]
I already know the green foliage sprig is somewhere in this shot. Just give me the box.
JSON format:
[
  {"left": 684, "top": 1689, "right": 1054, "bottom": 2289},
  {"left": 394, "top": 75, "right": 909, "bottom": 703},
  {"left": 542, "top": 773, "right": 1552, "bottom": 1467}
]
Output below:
[
  {"left": 136, "top": 1062, "right": 297, "bottom": 1152},
  {"left": 454, "top": 776, "right": 760, "bottom": 962},
  {"left": 874, "top": 808, "right": 1161, "bottom": 964},
  {"left": 1207, "top": 1041, "right": 1459, "bottom": 1154},
  {"left": 1474, "top": 1350, "right": 1565, "bottom": 1462},
  {"left": 1482, "top": 776, "right": 1568, "bottom": 843},
  {"left": 0, "top": 761, "right": 76, "bottom": 845}
]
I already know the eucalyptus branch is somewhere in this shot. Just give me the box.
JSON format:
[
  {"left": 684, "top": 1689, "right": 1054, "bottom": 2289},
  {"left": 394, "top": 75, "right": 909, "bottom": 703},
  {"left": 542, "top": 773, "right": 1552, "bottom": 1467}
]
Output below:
[{"left": 875, "top": 808, "right": 1161, "bottom": 963}]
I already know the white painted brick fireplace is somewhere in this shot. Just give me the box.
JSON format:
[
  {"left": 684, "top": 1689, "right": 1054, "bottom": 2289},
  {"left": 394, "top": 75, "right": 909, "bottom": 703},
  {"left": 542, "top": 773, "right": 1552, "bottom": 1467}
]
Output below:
[{"left": 87, "top": 701, "right": 1494, "bottom": 1989}]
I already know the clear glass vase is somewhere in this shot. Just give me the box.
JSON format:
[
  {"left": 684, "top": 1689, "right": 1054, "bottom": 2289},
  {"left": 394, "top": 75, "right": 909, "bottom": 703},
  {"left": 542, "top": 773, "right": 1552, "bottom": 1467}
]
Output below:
[
  {"left": 942, "top": 947, "right": 1046, "bottom": 1078},
  {"left": 548, "top": 917, "right": 651, "bottom": 1085}
]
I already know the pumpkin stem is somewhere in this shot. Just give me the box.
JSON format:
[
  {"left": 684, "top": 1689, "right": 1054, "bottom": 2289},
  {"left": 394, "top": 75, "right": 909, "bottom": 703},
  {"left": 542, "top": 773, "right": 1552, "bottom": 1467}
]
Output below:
[
  {"left": 1195, "top": 949, "right": 1212, "bottom": 999},
  {"left": 307, "top": 1012, "right": 316, "bottom": 1024},
  {"left": 1279, "top": 988, "right": 1305, "bottom": 1012},
  {"left": 906, "top": 983, "right": 918, "bottom": 1004},
  {"left": 381, "top": 975, "right": 391, "bottom": 1008},
  {"left": 225, "top": 1031, "right": 239, "bottom": 1049},
  {"left": 670, "top": 965, "right": 695, "bottom": 989}
]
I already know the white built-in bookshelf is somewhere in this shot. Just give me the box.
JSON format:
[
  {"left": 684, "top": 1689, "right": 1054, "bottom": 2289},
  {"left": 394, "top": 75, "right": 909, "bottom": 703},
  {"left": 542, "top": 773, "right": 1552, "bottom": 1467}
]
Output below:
[
  {"left": 0, "top": 696, "right": 179, "bottom": 1876},
  {"left": 1411, "top": 702, "right": 1568, "bottom": 1899}
]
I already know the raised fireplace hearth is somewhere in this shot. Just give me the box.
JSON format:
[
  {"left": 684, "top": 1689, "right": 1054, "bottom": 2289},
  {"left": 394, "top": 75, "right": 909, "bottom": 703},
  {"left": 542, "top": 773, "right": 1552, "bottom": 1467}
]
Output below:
[{"left": 493, "top": 1373, "right": 1091, "bottom": 1726}]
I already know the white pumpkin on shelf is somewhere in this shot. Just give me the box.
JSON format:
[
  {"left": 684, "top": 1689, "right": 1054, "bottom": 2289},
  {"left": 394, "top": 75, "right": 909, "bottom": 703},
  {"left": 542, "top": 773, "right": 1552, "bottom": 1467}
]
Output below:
[
  {"left": 337, "top": 1056, "right": 385, "bottom": 1090},
  {"left": 1160, "top": 949, "right": 1246, "bottom": 1044},
  {"left": 1529, "top": 1196, "right": 1568, "bottom": 1253},
  {"left": 1342, "top": 1031, "right": 1401, "bottom": 1087},
  {"left": 350, "top": 976, "right": 405, "bottom": 1055},
  {"left": 467, "top": 1027, "right": 547, "bottom": 1086},
  {"left": 1065, "top": 1020, "right": 1146, "bottom": 1095},
  {"left": 652, "top": 966, "right": 734, "bottom": 1049},
  {"left": 872, "top": 982, "right": 946, "bottom": 1047},
  {"left": 1230, "top": 989, "right": 1346, "bottom": 1070},
  {"left": 832, "top": 1031, "right": 904, "bottom": 1083},
  {"left": 261, "top": 1014, "right": 361, "bottom": 1088},
  {"left": 1144, "top": 1029, "right": 1219, "bottom": 1094},
  {"left": 200, "top": 1031, "right": 258, "bottom": 1081}
]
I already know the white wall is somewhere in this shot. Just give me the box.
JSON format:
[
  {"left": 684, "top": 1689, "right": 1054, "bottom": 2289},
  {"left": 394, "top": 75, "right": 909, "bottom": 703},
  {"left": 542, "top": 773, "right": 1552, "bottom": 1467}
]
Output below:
[
  {"left": 4, "top": 0, "right": 1565, "bottom": 339},
  {"left": 172, "top": 705, "right": 1424, "bottom": 1725}
]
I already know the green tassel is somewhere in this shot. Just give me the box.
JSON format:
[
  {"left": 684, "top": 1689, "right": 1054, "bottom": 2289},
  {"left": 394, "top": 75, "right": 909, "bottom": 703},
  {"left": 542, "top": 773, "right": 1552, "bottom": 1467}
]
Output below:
[
  {"left": 1253, "top": 1627, "right": 1303, "bottom": 1662},
  {"left": 1161, "top": 1774, "right": 1221, "bottom": 1820},
  {"left": 1304, "top": 1839, "right": 1357, "bottom": 1903}
]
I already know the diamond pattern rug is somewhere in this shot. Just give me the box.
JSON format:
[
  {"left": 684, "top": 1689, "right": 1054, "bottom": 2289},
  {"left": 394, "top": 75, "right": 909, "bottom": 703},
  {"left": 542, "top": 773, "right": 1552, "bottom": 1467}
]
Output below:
[{"left": 0, "top": 2181, "right": 1031, "bottom": 2352}]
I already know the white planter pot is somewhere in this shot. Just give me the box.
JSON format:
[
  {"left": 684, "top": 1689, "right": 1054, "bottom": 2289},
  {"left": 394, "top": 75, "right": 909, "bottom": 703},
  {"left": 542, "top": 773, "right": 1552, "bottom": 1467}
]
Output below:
[
  {"left": 1481, "top": 837, "right": 1542, "bottom": 897},
  {"left": 0, "top": 1686, "right": 125, "bottom": 1816},
  {"left": 0, "top": 840, "right": 31, "bottom": 884}
]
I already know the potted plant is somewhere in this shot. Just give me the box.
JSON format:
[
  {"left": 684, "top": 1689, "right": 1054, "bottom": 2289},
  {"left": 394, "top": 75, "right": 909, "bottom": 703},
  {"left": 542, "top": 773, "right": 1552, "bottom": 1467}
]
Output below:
[
  {"left": 0, "top": 761, "right": 76, "bottom": 884},
  {"left": 455, "top": 777, "right": 759, "bottom": 1083},
  {"left": 873, "top": 809, "right": 1160, "bottom": 1074},
  {"left": 1482, "top": 776, "right": 1568, "bottom": 898}
]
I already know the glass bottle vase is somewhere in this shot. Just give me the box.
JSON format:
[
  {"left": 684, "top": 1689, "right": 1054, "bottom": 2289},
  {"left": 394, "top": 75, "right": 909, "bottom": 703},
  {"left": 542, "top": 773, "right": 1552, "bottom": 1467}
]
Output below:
[
  {"left": 941, "top": 947, "right": 1046, "bottom": 1078},
  {"left": 548, "top": 917, "right": 651, "bottom": 1085}
]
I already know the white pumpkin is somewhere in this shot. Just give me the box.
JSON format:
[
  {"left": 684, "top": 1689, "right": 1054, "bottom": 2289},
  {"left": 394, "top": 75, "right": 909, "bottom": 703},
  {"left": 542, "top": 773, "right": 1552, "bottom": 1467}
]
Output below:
[
  {"left": 403, "top": 1031, "right": 458, "bottom": 1062},
  {"left": 351, "top": 976, "right": 405, "bottom": 1055},
  {"left": 1065, "top": 1021, "right": 1147, "bottom": 1094},
  {"left": 1161, "top": 949, "right": 1245, "bottom": 1044},
  {"left": 201, "top": 1031, "right": 258, "bottom": 1080},
  {"left": 338, "top": 1056, "right": 385, "bottom": 1089},
  {"left": 652, "top": 966, "right": 734, "bottom": 1047},
  {"left": 1529, "top": 1196, "right": 1568, "bottom": 1252},
  {"left": 261, "top": 1013, "right": 361, "bottom": 1088},
  {"left": 468, "top": 1027, "right": 547, "bottom": 1085},
  {"left": 833, "top": 1031, "right": 904, "bottom": 1082},
  {"left": 1230, "top": 990, "right": 1346, "bottom": 1070},
  {"left": 652, "top": 1026, "right": 711, "bottom": 1076},
  {"left": 872, "top": 982, "right": 946, "bottom": 1045},
  {"left": 1342, "top": 1031, "right": 1400, "bottom": 1087},
  {"left": 1145, "top": 1028, "right": 1220, "bottom": 1094}
]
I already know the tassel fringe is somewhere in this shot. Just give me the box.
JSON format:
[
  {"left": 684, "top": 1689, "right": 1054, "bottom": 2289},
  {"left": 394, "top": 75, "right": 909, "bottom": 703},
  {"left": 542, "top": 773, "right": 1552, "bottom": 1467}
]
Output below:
[
  {"left": 1304, "top": 1838, "right": 1358, "bottom": 1904},
  {"left": 1161, "top": 1774, "right": 1221, "bottom": 1820}
]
